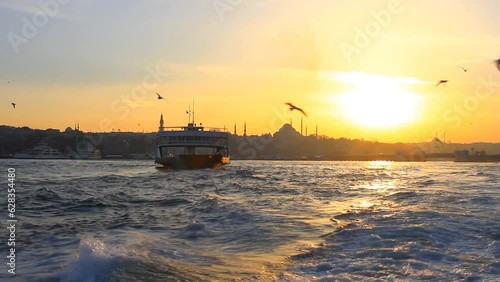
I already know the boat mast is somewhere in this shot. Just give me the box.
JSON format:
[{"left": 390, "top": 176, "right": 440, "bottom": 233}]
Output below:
[{"left": 192, "top": 98, "right": 195, "bottom": 125}]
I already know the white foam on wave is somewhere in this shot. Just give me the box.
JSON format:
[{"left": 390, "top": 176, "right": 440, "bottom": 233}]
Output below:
[
  {"left": 59, "top": 230, "right": 217, "bottom": 281},
  {"left": 61, "top": 235, "right": 126, "bottom": 282}
]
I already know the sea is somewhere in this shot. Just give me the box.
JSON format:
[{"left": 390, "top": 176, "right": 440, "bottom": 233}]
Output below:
[{"left": 0, "top": 159, "right": 499, "bottom": 282}]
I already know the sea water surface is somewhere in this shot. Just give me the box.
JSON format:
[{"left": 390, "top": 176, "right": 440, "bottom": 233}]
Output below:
[{"left": 0, "top": 159, "right": 499, "bottom": 281}]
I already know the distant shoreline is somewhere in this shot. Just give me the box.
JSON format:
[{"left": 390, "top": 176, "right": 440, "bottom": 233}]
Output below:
[{"left": 2, "top": 156, "right": 499, "bottom": 163}]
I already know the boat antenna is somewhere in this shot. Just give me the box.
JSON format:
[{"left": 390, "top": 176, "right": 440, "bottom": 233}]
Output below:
[
  {"left": 187, "top": 105, "right": 191, "bottom": 124},
  {"left": 192, "top": 98, "right": 195, "bottom": 125}
]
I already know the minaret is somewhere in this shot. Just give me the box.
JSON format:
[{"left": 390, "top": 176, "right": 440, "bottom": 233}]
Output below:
[
  {"left": 234, "top": 123, "right": 237, "bottom": 135},
  {"left": 159, "top": 113, "right": 164, "bottom": 132},
  {"left": 300, "top": 117, "right": 303, "bottom": 135},
  {"left": 315, "top": 124, "right": 318, "bottom": 139},
  {"left": 305, "top": 125, "right": 308, "bottom": 137},
  {"left": 244, "top": 122, "right": 247, "bottom": 136},
  {"left": 290, "top": 118, "right": 293, "bottom": 127}
]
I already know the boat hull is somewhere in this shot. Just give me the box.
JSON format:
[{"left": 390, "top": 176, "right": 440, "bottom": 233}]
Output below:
[
  {"left": 13, "top": 153, "right": 65, "bottom": 159},
  {"left": 454, "top": 155, "right": 500, "bottom": 162},
  {"left": 454, "top": 150, "right": 500, "bottom": 162},
  {"left": 155, "top": 154, "right": 229, "bottom": 169}
]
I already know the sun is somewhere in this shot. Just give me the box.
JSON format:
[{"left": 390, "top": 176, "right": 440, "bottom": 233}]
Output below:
[{"left": 335, "top": 74, "right": 421, "bottom": 128}]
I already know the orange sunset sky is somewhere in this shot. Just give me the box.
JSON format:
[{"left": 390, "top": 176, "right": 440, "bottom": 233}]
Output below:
[{"left": 1, "top": 0, "right": 500, "bottom": 143}]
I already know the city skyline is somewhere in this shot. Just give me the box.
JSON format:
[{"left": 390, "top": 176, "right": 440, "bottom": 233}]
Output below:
[{"left": 2, "top": 0, "right": 500, "bottom": 143}]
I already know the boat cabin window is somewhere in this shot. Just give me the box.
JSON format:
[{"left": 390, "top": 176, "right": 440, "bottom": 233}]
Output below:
[
  {"left": 217, "top": 146, "right": 229, "bottom": 157},
  {"left": 160, "top": 145, "right": 228, "bottom": 157},
  {"left": 160, "top": 146, "right": 185, "bottom": 157},
  {"left": 160, "top": 147, "right": 173, "bottom": 157},
  {"left": 194, "top": 147, "right": 217, "bottom": 155}
]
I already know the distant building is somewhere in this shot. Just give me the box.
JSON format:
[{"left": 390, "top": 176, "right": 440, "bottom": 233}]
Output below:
[
  {"left": 159, "top": 113, "right": 164, "bottom": 132},
  {"left": 46, "top": 128, "right": 60, "bottom": 134}
]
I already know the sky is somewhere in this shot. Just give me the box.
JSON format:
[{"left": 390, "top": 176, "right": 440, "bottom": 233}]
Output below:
[{"left": 1, "top": 0, "right": 500, "bottom": 143}]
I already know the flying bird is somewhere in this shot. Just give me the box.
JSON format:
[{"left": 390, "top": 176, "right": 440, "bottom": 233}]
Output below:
[
  {"left": 285, "top": 103, "right": 307, "bottom": 117},
  {"left": 11, "top": 103, "right": 16, "bottom": 108},
  {"left": 459, "top": 66, "right": 469, "bottom": 72},
  {"left": 435, "top": 80, "right": 448, "bottom": 87},
  {"left": 433, "top": 137, "right": 443, "bottom": 144},
  {"left": 494, "top": 58, "right": 500, "bottom": 72},
  {"left": 7, "top": 81, "right": 10, "bottom": 83},
  {"left": 156, "top": 92, "right": 168, "bottom": 103}
]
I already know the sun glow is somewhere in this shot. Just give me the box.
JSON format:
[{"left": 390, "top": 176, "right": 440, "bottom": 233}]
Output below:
[{"left": 336, "top": 73, "right": 421, "bottom": 128}]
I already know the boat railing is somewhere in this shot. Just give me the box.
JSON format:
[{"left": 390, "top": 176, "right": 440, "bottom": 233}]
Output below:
[
  {"left": 203, "top": 127, "right": 228, "bottom": 132},
  {"left": 161, "top": 126, "right": 228, "bottom": 132},
  {"left": 158, "top": 140, "right": 228, "bottom": 146}
]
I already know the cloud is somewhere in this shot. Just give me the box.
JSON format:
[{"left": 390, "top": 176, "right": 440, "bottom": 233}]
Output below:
[
  {"left": 0, "top": 0, "right": 83, "bottom": 21},
  {"left": 381, "top": 31, "right": 500, "bottom": 47},
  {"left": 324, "top": 71, "right": 428, "bottom": 86}
]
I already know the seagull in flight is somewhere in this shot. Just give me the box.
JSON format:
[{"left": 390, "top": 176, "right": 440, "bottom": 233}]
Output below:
[
  {"left": 494, "top": 58, "right": 500, "bottom": 72},
  {"left": 11, "top": 103, "right": 16, "bottom": 109},
  {"left": 433, "top": 137, "right": 443, "bottom": 144},
  {"left": 459, "top": 66, "right": 469, "bottom": 72},
  {"left": 285, "top": 103, "right": 307, "bottom": 117},
  {"left": 156, "top": 92, "right": 168, "bottom": 103},
  {"left": 435, "top": 80, "right": 448, "bottom": 87}
]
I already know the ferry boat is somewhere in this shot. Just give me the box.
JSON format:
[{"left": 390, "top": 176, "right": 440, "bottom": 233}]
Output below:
[
  {"left": 154, "top": 113, "right": 230, "bottom": 169},
  {"left": 68, "top": 141, "right": 102, "bottom": 159},
  {"left": 454, "top": 149, "right": 500, "bottom": 162},
  {"left": 13, "top": 143, "right": 65, "bottom": 159}
]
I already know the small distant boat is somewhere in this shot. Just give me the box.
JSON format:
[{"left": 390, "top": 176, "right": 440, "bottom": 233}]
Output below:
[
  {"left": 454, "top": 149, "right": 500, "bottom": 162},
  {"left": 13, "top": 143, "right": 65, "bottom": 159},
  {"left": 154, "top": 114, "right": 230, "bottom": 169},
  {"left": 68, "top": 141, "right": 102, "bottom": 159}
]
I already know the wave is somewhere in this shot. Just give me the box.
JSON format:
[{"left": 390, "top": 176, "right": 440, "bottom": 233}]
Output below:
[{"left": 5, "top": 160, "right": 500, "bottom": 281}]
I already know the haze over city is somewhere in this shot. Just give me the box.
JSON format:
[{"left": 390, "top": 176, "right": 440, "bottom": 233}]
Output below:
[{"left": 1, "top": 0, "right": 500, "bottom": 143}]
